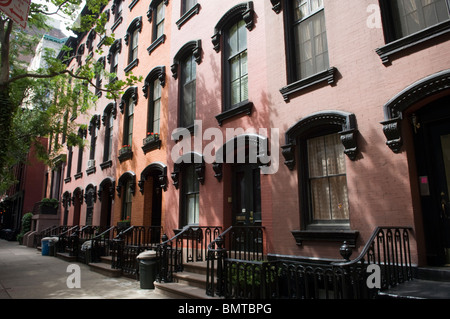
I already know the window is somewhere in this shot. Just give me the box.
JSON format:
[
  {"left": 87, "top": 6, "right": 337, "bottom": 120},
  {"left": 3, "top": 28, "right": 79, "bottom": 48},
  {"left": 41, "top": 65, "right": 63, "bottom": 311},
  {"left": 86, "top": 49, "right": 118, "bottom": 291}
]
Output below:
[
  {"left": 292, "top": 0, "right": 328, "bottom": 80},
  {"left": 226, "top": 19, "right": 248, "bottom": 108},
  {"left": 377, "top": 0, "right": 450, "bottom": 63},
  {"left": 212, "top": 2, "right": 255, "bottom": 124},
  {"left": 102, "top": 103, "right": 116, "bottom": 166},
  {"left": 182, "top": 0, "right": 197, "bottom": 15},
  {"left": 305, "top": 133, "right": 349, "bottom": 226},
  {"left": 122, "top": 178, "right": 133, "bottom": 221},
  {"left": 155, "top": 1, "right": 165, "bottom": 40},
  {"left": 75, "top": 128, "right": 85, "bottom": 178},
  {"left": 114, "top": 0, "right": 123, "bottom": 22},
  {"left": 283, "top": 111, "right": 359, "bottom": 245},
  {"left": 124, "top": 97, "right": 135, "bottom": 147},
  {"left": 65, "top": 146, "right": 73, "bottom": 182},
  {"left": 108, "top": 39, "right": 122, "bottom": 81},
  {"left": 130, "top": 29, "right": 139, "bottom": 62},
  {"left": 182, "top": 164, "right": 199, "bottom": 226},
  {"left": 180, "top": 54, "right": 196, "bottom": 128},
  {"left": 125, "top": 17, "right": 142, "bottom": 71},
  {"left": 85, "top": 186, "right": 95, "bottom": 225},
  {"left": 387, "top": 0, "right": 450, "bottom": 40},
  {"left": 118, "top": 172, "right": 136, "bottom": 220},
  {"left": 150, "top": 78, "right": 161, "bottom": 134},
  {"left": 88, "top": 115, "right": 100, "bottom": 174}
]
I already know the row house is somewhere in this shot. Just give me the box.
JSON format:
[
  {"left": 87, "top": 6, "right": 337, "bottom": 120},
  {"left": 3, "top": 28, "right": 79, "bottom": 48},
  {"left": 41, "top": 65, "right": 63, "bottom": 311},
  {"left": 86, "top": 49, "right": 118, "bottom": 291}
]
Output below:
[{"left": 44, "top": 0, "right": 450, "bottom": 298}]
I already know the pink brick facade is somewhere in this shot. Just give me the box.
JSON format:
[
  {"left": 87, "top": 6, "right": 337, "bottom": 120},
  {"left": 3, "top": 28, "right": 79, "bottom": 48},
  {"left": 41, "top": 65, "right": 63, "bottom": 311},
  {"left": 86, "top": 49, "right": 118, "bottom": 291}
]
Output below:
[{"left": 49, "top": 0, "right": 450, "bottom": 267}]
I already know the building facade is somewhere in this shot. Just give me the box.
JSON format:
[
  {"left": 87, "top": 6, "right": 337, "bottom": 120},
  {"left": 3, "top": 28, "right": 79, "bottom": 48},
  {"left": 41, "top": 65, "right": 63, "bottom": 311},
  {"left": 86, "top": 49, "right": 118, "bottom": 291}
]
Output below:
[{"left": 49, "top": 0, "right": 450, "bottom": 273}]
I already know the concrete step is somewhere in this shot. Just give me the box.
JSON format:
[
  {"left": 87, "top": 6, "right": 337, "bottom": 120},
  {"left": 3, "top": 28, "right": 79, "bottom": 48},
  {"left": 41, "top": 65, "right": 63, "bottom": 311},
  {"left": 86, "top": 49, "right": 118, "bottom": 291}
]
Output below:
[
  {"left": 88, "top": 262, "right": 122, "bottom": 278},
  {"left": 154, "top": 282, "right": 221, "bottom": 299}
]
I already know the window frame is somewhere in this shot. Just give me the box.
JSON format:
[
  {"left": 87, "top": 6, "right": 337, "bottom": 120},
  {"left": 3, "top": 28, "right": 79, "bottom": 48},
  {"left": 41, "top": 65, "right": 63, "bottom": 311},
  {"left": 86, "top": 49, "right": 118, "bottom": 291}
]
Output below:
[
  {"left": 298, "top": 129, "right": 350, "bottom": 229},
  {"left": 124, "top": 17, "right": 142, "bottom": 72},
  {"left": 376, "top": 0, "right": 450, "bottom": 64},
  {"left": 180, "top": 164, "right": 200, "bottom": 227},
  {"left": 282, "top": 110, "right": 359, "bottom": 246},
  {"left": 211, "top": 2, "right": 255, "bottom": 125},
  {"left": 279, "top": 0, "right": 336, "bottom": 101},
  {"left": 101, "top": 103, "right": 116, "bottom": 168}
]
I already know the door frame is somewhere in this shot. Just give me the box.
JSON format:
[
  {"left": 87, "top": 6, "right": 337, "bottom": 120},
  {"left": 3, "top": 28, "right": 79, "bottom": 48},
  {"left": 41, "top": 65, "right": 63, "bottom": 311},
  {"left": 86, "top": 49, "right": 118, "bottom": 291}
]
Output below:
[{"left": 413, "top": 96, "right": 450, "bottom": 266}]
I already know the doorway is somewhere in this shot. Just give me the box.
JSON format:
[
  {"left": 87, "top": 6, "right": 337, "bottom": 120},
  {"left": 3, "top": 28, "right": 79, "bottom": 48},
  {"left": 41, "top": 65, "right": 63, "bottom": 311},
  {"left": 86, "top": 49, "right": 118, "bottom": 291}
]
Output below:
[
  {"left": 232, "top": 163, "right": 261, "bottom": 226},
  {"left": 414, "top": 96, "right": 450, "bottom": 266}
]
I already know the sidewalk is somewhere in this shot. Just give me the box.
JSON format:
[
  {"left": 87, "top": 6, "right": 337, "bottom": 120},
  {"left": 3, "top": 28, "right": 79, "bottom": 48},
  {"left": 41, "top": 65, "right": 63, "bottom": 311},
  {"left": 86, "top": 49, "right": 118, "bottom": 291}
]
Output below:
[{"left": 0, "top": 239, "right": 169, "bottom": 299}]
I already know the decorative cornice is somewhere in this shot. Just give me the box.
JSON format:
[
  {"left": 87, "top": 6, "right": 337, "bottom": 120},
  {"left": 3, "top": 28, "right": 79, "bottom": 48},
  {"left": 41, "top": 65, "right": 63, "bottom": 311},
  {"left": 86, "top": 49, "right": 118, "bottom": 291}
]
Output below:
[
  {"left": 171, "top": 40, "right": 202, "bottom": 79},
  {"left": 143, "top": 66, "right": 166, "bottom": 98},
  {"left": 381, "top": 69, "right": 450, "bottom": 153},
  {"left": 282, "top": 111, "right": 359, "bottom": 169},
  {"left": 212, "top": 2, "right": 255, "bottom": 53}
]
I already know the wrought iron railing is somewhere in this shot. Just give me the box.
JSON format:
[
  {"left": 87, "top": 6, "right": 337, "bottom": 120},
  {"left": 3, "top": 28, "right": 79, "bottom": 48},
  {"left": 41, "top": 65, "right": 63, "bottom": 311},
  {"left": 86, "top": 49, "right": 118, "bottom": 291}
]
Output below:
[
  {"left": 33, "top": 225, "right": 68, "bottom": 248},
  {"left": 56, "top": 225, "right": 79, "bottom": 254},
  {"left": 111, "top": 225, "right": 163, "bottom": 277},
  {"left": 206, "top": 226, "right": 413, "bottom": 299},
  {"left": 206, "top": 226, "right": 265, "bottom": 297},
  {"left": 91, "top": 226, "right": 119, "bottom": 263},
  {"left": 156, "top": 226, "right": 222, "bottom": 283}
]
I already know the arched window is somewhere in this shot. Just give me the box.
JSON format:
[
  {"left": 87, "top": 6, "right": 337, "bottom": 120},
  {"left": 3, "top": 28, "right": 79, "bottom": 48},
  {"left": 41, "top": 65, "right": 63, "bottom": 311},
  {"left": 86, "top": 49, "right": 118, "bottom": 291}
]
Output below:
[
  {"left": 171, "top": 40, "right": 202, "bottom": 129},
  {"left": 117, "top": 172, "right": 136, "bottom": 221},
  {"left": 125, "top": 17, "right": 142, "bottom": 72},
  {"left": 282, "top": 111, "right": 359, "bottom": 245},
  {"left": 212, "top": 2, "right": 255, "bottom": 124}
]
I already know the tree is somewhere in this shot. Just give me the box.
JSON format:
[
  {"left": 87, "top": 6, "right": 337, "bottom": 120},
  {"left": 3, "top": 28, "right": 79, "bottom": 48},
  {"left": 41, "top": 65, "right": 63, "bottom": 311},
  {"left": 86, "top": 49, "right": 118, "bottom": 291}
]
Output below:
[{"left": 0, "top": 0, "right": 140, "bottom": 193}]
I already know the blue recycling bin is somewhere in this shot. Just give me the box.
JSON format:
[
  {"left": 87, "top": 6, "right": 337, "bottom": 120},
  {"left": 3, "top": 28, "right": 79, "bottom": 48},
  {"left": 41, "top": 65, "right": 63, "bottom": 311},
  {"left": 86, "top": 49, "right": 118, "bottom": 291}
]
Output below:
[{"left": 41, "top": 238, "right": 50, "bottom": 256}]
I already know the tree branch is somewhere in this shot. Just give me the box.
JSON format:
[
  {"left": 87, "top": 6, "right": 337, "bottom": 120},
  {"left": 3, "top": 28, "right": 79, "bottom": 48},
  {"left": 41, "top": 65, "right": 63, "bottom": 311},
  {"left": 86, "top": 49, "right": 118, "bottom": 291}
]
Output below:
[{"left": 6, "top": 69, "right": 120, "bottom": 100}]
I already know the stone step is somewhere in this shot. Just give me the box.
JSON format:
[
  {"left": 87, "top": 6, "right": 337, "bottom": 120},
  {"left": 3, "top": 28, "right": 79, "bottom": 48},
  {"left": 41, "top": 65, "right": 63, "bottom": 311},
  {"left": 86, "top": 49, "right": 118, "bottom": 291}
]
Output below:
[
  {"left": 88, "top": 262, "right": 122, "bottom": 278},
  {"left": 154, "top": 282, "right": 220, "bottom": 299}
]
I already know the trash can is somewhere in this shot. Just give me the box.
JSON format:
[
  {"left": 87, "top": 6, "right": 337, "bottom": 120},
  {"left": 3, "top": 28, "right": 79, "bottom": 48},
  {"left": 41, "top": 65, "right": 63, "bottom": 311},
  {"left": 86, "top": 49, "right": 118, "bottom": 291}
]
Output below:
[
  {"left": 41, "top": 237, "right": 51, "bottom": 256},
  {"left": 137, "top": 250, "right": 158, "bottom": 289},
  {"left": 48, "top": 237, "right": 59, "bottom": 256}
]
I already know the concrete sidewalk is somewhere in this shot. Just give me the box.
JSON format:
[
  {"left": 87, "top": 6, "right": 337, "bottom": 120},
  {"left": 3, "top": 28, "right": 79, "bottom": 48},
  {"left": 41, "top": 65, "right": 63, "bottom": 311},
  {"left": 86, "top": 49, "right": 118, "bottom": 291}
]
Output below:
[{"left": 0, "top": 239, "right": 169, "bottom": 299}]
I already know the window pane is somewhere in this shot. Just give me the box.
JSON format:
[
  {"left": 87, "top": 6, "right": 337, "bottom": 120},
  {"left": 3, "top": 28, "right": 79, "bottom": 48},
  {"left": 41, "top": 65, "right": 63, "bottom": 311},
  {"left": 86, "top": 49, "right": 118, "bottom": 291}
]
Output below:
[
  {"left": 392, "top": 0, "right": 450, "bottom": 38},
  {"left": 307, "top": 133, "right": 349, "bottom": 223},
  {"left": 294, "top": 9, "right": 328, "bottom": 79}
]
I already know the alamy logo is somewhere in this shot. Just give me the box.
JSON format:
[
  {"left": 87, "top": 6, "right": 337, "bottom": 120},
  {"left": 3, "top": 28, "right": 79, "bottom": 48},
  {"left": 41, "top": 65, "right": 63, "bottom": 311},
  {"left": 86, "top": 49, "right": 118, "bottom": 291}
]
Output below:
[
  {"left": 66, "top": 264, "right": 81, "bottom": 289},
  {"left": 366, "top": 264, "right": 381, "bottom": 289},
  {"left": 366, "top": 4, "right": 382, "bottom": 29},
  {"left": 171, "top": 120, "right": 280, "bottom": 175}
]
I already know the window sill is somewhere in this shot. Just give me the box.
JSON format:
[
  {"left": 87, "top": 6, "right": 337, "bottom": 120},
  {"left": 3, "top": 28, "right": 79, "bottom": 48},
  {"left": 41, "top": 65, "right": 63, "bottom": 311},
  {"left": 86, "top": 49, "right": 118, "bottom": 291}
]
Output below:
[
  {"left": 74, "top": 172, "right": 83, "bottom": 180},
  {"left": 172, "top": 124, "right": 196, "bottom": 141},
  {"left": 291, "top": 229, "right": 359, "bottom": 247},
  {"left": 280, "top": 67, "right": 337, "bottom": 102},
  {"left": 176, "top": 3, "right": 201, "bottom": 29},
  {"left": 376, "top": 20, "right": 450, "bottom": 65},
  {"left": 215, "top": 100, "right": 253, "bottom": 126},
  {"left": 124, "top": 58, "right": 139, "bottom": 73},
  {"left": 86, "top": 166, "right": 96, "bottom": 175},
  {"left": 111, "top": 16, "right": 123, "bottom": 32},
  {"left": 142, "top": 136, "right": 162, "bottom": 154},
  {"left": 100, "top": 160, "right": 112, "bottom": 170},
  {"left": 64, "top": 177, "right": 71, "bottom": 183},
  {"left": 147, "top": 35, "right": 166, "bottom": 55},
  {"left": 118, "top": 149, "right": 133, "bottom": 162}
]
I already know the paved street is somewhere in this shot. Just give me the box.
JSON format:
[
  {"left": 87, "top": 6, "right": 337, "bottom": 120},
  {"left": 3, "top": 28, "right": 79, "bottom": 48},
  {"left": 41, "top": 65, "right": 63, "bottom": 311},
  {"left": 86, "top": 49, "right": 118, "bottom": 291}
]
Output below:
[{"left": 0, "top": 239, "right": 168, "bottom": 299}]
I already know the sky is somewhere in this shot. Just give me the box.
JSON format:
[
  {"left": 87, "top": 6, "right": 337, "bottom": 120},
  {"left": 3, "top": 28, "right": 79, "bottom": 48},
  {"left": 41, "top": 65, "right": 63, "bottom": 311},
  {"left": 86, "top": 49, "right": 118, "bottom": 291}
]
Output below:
[{"left": 31, "top": 0, "right": 85, "bottom": 36}]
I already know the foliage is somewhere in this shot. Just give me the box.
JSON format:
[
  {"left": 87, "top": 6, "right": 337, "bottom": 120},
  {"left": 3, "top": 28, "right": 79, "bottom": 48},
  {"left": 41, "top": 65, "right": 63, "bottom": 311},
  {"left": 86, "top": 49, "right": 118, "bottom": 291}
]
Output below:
[
  {"left": 0, "top": 0, "right": 142, "bottom": 193},
  {"left": 40, "top": 198, "right": 59, "bottom": 208},
  {"left": 16, "top": 212, "right": 33, "bottom": 243}
]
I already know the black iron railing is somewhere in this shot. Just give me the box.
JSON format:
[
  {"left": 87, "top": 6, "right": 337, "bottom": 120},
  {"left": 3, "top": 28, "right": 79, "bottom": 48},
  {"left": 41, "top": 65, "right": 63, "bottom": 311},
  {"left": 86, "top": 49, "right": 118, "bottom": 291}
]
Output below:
[
  {"left": 33, "top": 225, "right": 68, "bottom": 248},
  {"left": 206, "top": 226, "right": 265, "bottom": 297},
  {"left": 111, "top": 226, "right": 163, "bottom": 277},
  {"left": 156, "top": 226, "right": 222, "bottom": 282},
  {"left": 91, "top": 226, "right": 119, "bottom": 263},
  {"left": 206, "top": 226, "right": 413, "bottom": 299},
  {"left": 57, "top": 225, "right": 79, "bottom": 254}
]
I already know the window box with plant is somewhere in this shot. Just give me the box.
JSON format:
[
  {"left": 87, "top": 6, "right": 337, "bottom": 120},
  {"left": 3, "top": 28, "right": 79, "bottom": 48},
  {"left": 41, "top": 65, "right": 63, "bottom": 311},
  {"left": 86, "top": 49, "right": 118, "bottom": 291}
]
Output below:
[
  {"left": 39, "top": 198, "right": 59, "bottom": 215},
  {"left": 118, "top": 144, "right": 133, "bottom": 162},
  {"left": 117, "top": 218, "right": 131, "bottom": 230},
  {"left": 142, "top": 132, "right": 161, "bottom": 153}
]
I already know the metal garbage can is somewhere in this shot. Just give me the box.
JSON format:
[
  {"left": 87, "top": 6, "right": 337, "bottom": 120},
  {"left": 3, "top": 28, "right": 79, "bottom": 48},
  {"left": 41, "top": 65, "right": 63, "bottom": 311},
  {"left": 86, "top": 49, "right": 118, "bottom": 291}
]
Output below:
[
  {"left": 41, "top": 237, "right": 51, "bottom": 256},
  {"left": 137, "top": 250, "right": 158, "bottom": 289},
  {"left": 48, "top": 237, "right": 59, "bottom": 256}
]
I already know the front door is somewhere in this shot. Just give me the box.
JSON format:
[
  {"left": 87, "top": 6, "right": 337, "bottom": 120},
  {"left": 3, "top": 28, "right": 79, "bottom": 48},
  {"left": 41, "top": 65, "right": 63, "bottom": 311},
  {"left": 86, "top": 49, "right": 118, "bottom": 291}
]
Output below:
[
  {"left": 414, "top": 97, "right": 450, "bottom": 266},
  {"left": 232, "top": 164, "right": 261, "bottom": 226}
]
